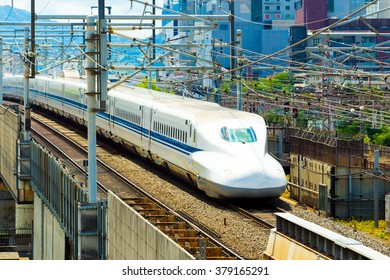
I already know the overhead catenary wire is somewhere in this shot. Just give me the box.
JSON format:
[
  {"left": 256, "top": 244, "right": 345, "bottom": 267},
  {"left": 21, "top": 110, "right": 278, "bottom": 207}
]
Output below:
[{"left": 2, "top": 0, "right": 389, "bottom": 124}]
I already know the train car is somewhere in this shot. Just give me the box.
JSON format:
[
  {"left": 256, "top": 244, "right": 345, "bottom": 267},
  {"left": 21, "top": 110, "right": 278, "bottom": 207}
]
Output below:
[{"left": 3, "top": 75, "right": 287, "bottom": 199}]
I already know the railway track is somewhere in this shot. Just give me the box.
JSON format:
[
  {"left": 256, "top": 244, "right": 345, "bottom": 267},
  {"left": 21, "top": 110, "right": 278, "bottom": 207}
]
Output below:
[
  {"left": 30, "top": 112, "right": 245, "bottom": 260},
  {"left": 228, "top": 204, "right": 276, "bottom": 229}
]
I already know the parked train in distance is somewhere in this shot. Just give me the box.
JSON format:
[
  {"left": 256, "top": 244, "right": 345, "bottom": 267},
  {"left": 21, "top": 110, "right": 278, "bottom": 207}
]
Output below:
[{"left": 3, "top": 75, "right": 287, "bottom": 199}]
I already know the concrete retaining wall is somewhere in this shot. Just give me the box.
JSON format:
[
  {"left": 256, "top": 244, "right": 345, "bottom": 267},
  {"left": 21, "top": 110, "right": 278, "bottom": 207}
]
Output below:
[
  {"left": 0, "top": 105, "right": 18, "bottom": 199},
  {"left": 107, "top": 191, "right": 194, "bottom": 260},
  {"left": 33, "top": 192, "right": 65, "bottom": 260}
]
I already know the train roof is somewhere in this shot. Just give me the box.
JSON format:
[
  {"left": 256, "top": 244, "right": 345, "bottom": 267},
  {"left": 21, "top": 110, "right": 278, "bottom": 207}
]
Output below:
[
  {"left": 12, "top": 75, "right": 261, "bottom": 124},
  {"left": 111, "top": 82, "right": 260, "bottom": 123}
]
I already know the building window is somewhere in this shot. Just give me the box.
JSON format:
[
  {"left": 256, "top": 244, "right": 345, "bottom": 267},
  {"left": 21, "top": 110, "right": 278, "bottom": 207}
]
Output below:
[
  {"left": 343, "top": 36, "right": 355, "bottom": 44},
  {"left": 294, "top": 0, "right": 302, "bottom": 10},
  {"left": 311, "top": 38, "right": 320, "bottom": 47},
  {"left": 362, "top": 37, "right": 377, "bottom": 45},
  {"left": 265, "top": 6, "right": 270, "bottom": 11},
  {"left": 264, "top": 13, "right": 270, "bottom": 19},
  {"left": 173, "top": 19, "right": 178, "bottom": 36},
  {"left": 276, "top": 14, "right": 281, "bottom": 19},
  {"left": 219, "top": 24, "right": 228, "bottom": 30},
  {"left": 286, "top": 5, "right": 290, "bottom": 10},
  {"left": 277, "top": 6, "right": 280, "bottom": 10},
  {"left": 285, "top": 14, "right": 290, "bottom": 19},
  {"left": 328, "top": 0, "right": 334, "bottom": 13}
]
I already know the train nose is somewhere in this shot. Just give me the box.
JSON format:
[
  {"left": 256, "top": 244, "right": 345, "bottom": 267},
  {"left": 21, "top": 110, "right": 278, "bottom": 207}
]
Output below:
[
  {"left": 262, "top": 153, "right": 287, "bottom": 183},
  {"left": 192, "top": 151, "right": 286, "bottom": 199}
]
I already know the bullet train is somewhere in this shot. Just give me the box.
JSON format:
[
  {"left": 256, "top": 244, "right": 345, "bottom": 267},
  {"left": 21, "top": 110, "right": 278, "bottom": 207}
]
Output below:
[{"left": 3, "top": 75, "right": 287, "bottom": 199}]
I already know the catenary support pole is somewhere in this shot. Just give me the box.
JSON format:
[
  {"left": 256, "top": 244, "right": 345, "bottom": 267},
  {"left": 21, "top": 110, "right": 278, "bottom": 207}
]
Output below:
[
  {"left": 86, "top": 16, "right": 97, "bottom": 203},
  {"left": 236, "top": 29, "right": 242, "bottom": 111},
  {"left": 23, "top": 27, "right": 31, "bottom": 141},
  {"left": 374, "top": 150, "right": 379, "bottom": 228},
  {"left": 0, "top": 38, "right": 3, "bottom": 105},
  {"left": 98, "top": 0, "right": 108, "bottom": 109},
  {"left": 148, "top": 38, "right": 153, "bottom": 89}
]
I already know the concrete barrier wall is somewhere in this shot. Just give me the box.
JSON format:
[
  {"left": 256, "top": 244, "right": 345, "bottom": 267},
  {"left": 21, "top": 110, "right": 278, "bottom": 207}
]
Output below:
[
  {"left": 264, "top": 229, "right": 329, "bottom": 260},
  {"left": 0, "top": 105, "right": 18, "bottom": 199},
  {"left": 290, "top": 154, "right": 332, "bottom": 208},
  {"left": 0, "top": 181, "right": 14, "bottom": 228},
  {"left": 290, "top": 153, "right": 390, "bottom": 218},
  {"left": 107, "top": 191, "right": 194, "bottom": 260},
  {"left": 33, "top": 192, "right": 65, "bottom": 260},
  {"left": 33, "top": 192, "right": 43, "bottom": 260}
]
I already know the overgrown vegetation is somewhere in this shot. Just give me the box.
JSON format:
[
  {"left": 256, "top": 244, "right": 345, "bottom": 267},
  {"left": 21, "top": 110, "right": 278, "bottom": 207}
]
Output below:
[
  {"left": 253, "top": 72, "right": 296, "bottom": 93},
  {"left": 337, "top": 122, "right": 390, "bottom": 146},
  {"left": 336, "top": 218, "right": 390, "bottom": 242}
]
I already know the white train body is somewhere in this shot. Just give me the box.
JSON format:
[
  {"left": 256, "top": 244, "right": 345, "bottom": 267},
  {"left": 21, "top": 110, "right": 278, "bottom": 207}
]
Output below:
[{"left": 3, "top": 75, "right": 286, "bottom": 199}]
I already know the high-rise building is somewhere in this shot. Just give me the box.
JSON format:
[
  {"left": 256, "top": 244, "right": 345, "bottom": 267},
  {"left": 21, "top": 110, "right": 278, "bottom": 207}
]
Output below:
[
  {"left": 367, "top": 0, "right": 390, "bottom": 18},
  {"left": 263, "top": 0, "right": 295, "bottom": 23},
  {"left": 162, "top": 0, "right": 296, "bottom": 77},
  {"left": 290, "top": 0, "right": 390, "bottom": 72},
  {"left": 294, "top": 0, "right": 373, "bottom": 30}
]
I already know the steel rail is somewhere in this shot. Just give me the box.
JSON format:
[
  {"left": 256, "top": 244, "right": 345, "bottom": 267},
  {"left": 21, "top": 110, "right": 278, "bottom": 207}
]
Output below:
[{"left": 30, "top": 112, "right": 244, "bottom": 260}]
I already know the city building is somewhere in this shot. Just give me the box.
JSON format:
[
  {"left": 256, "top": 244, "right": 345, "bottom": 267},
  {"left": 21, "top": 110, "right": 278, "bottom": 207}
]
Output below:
[
  {"left": 161, "top": 0, "right": 296, "bottom": 78},
  {"left": 290, "top": 0, "right": 390, "bottom": 72}
]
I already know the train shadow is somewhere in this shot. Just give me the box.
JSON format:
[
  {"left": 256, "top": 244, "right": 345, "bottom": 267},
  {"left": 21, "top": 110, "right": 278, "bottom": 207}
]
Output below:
[{"left": 231, "top": 197, "right": 293, "bottom": 212}]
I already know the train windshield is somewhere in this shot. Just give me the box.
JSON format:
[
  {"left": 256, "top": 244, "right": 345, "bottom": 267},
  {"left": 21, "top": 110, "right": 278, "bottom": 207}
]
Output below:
[{"left": 220, "top": 127, "right": 257, "bottom": 143}]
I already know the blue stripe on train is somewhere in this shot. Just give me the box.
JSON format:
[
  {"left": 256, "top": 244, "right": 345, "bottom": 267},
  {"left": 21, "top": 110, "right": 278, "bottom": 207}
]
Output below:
[{"left": 5, "top": 85, "right": 201, "bottom": 155}]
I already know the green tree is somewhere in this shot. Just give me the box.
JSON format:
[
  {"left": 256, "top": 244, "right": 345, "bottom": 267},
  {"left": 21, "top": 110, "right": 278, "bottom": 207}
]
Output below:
[
  {"left": 372, "top": 127, "right": 390, "bottom": 146},
  {"left": 136, "top": 77, "right": 162, "bottom": 91}
]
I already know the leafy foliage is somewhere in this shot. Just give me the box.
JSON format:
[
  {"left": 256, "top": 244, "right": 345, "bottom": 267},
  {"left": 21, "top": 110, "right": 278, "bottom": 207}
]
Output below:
[
  {"left": 136, "top": 78, "right": 162, "bottom": 91},
  {"left": 337, "top": 121, "right": 390, "bottom": 147},
  {"left": 336, "top": 218, "right": 390, "bottom": 242},
  {"left": 371, "top": 127, "right": 390, "bottom": 146}
]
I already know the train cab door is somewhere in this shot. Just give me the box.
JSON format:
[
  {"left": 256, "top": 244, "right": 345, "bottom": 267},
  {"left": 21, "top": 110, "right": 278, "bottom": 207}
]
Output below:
[
  {"left": 140, "top": 105, "right": 152, "bottom": 155},
  {"left": 109, "top": 96, "right": 116, "bottom": 132},
  {"left": 78, "top": 87, "right": 86, "bottom": 121},
  {"left": 61, "top": 83, "right": 65, "bottom": 113},
  {"left": 45, "top": 80, "right": 50, "bottom": 107}
]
